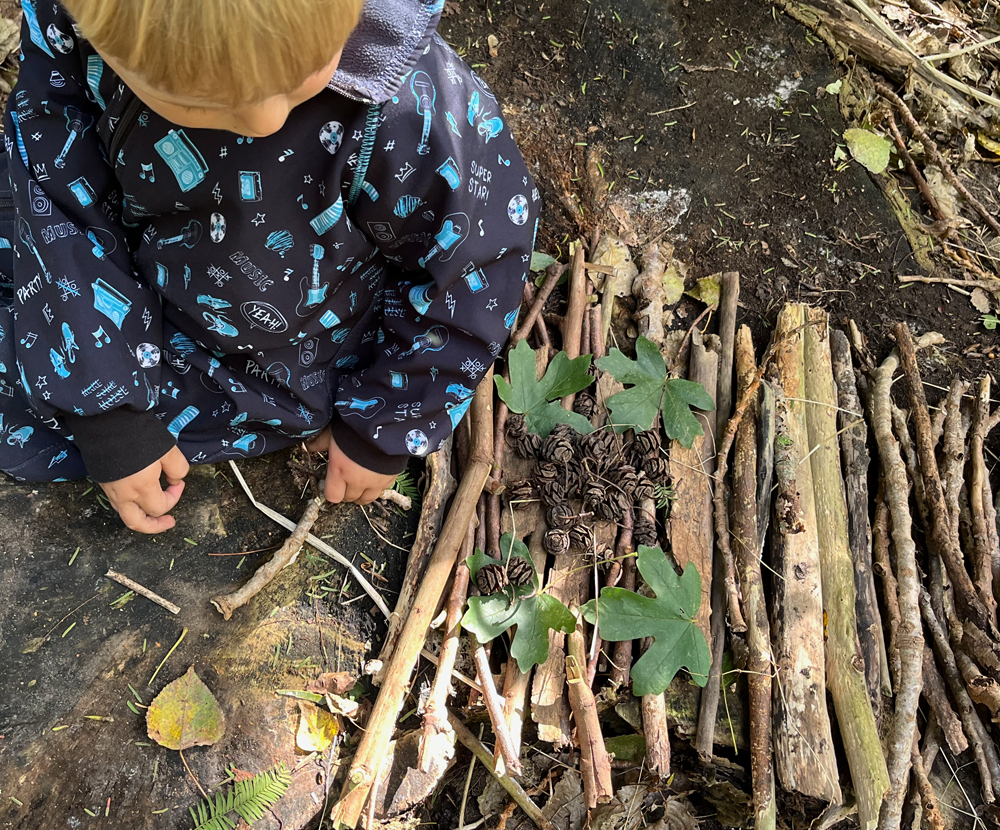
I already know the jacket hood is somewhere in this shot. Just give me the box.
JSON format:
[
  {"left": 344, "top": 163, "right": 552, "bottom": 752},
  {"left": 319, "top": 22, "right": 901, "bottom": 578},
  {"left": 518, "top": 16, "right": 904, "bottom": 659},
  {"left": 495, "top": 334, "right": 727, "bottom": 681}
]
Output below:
[{"left": 328, "top": 0, "right": 445, "bottom": 104}]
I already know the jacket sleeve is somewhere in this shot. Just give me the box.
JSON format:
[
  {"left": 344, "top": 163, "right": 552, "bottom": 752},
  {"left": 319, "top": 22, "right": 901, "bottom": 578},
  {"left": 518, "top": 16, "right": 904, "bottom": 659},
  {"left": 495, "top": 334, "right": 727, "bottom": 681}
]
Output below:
[
  {"left": 4, "top": 1, "right": 174, "bottom": 481},
  {"left": 334, "top": 39, "right": 538, "bottom": 472}
]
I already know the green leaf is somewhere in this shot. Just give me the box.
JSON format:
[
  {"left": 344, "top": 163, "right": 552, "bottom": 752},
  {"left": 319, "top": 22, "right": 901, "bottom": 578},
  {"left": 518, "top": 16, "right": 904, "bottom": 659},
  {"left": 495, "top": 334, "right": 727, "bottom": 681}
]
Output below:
[
  {"left": 591, "top": 546, "right": 711, "bottom": 696},
  {"left": 843, "top": 128, "right": 891, "bottom": 174},
  {"left": 598, "top": 337, "right": 666, "bottom": 432},
  {"left": 496, "top": 339, "right": 594, "bottom": 437},
  {"left": 661, "top": 378, "right": 715, "bottom": 448},
  {"left": 685, "top": 274, "right": 721, "bottom": 308},
  {"left": 462, "top": 533, "right": 575, "bottom": 671},
  {"left": 530, "top": 251, "right": 557, "bottom": 272}
]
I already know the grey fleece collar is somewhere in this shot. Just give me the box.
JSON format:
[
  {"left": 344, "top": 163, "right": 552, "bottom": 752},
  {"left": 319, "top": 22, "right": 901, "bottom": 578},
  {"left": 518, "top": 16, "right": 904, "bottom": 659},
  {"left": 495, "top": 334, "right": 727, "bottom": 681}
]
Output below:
[{"left": 327, "top": 0, "right": 445, "bottom": 103}]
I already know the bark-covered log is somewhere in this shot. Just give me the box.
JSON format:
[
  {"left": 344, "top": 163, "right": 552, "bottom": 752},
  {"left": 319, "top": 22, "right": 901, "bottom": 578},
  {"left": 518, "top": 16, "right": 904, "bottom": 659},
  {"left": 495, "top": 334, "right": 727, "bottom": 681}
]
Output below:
[
  {"left": 768, "top": 304, "right": 841, "bottom": 805},
  {"left": 803, "top": 311, "right": 888, "bottom": 830}
]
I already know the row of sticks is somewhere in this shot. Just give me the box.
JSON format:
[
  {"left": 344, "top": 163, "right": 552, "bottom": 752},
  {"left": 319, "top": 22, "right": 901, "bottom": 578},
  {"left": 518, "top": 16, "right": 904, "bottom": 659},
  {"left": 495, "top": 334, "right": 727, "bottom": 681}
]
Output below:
[{"left": 320, "top": 231, "right": 1000, "bottom": 830}]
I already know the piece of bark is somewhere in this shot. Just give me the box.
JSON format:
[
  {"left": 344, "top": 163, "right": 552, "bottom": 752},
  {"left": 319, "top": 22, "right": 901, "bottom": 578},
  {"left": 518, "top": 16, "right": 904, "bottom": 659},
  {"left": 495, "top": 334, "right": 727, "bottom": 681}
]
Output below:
[
  {"left": 640, "top": 656, "right": 671, "bottom": 781},
  {"left": 768, "top": 304, "right": 841, "bottom": 805},
  {"left": 731, "top": 326, "right": 775, "bottom": 830},
  {"left": 559, "top": 244, "right": 587, "bottom": 410},
  {"left": 567, "top": 620, "right": 613, "bottom": 807},
  {"left": 632, "top": 243, "right": 666, "bottom": 345},
  {"left": 872, "top": 483, "right": 901, "bottom": 691},
  {"left": 376, "top": 438, "right": 457, "bottom": 676},
  {"left": 331, "top": 379, "right": 494, "bottom": 828},
  {"left": 610, "top": 513, "right": 636, "bottom": 688},
  {"left": 830, "top": 328, "right": 884, "bottom": 715},
  {"left": 669, "top": 328, "right": 720, "bottom": 647},
  {"left": 755, "top": 379, "right": 775, "bottom": 558},
  {"left": 802, "top": 309, "right": 889, "bottom": 830}
]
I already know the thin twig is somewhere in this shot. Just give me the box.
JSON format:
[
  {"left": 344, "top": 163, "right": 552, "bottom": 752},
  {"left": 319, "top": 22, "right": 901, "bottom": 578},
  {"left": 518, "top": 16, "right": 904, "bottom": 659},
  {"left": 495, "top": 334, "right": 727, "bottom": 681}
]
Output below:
[
  {"left": 105, "top": 570, "right": 180, "bottom": 615},
  {"left": 378, "top": 489, "right": 412, "bottom": 510},
  {"left": 473, "top": 643, "right": 523, "bottom": 776},
  {"left": 513, "top": 264, "right": 564, "bottom": 346}
]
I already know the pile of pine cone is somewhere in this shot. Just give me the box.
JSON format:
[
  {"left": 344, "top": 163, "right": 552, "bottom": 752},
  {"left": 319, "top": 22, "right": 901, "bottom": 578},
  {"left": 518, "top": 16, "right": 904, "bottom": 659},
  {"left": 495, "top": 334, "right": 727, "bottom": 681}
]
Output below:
[{"left": 504, "top": 402, "right": 670, "bottom": 556}]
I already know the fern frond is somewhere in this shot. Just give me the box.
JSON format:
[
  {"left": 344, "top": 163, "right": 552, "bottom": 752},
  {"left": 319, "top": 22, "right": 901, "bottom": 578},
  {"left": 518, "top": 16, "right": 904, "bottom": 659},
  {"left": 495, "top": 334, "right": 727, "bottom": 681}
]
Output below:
[{"left": 190, "top": 763, "right": 291, "bottom": 830}]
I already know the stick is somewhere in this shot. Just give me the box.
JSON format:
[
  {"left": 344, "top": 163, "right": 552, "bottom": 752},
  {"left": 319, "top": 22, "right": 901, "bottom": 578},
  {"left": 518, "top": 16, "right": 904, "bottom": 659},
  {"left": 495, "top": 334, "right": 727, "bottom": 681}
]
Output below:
[
  {"left": 377, "top": 439, "right": 457, "bottom": 675},
  {"left": 871, "top": 340, "right": 923, "bottom": 830},
  {"left": 876, "top": 81, "right": 1000, "bottom": 240},
  {"left": 802, "top": 310, "right": 888, "bottom": 830},
  {"left": 105, "top": 570, "right": 180, "bottom": 615},
  {"left": 513, "top": 264, "right": 564, "bottom": 346},
  {"left": 872, "top": 482, "right": 901, "bottom": 691},
  {"left": 211, "top": 496, "right": 324, "bottom": 620},
  {"left": 473, "top": 643, "right": 522, "bottom": 776},
  {"left": 588, "top": 514, "right": 631, "bottom": 685},
  {"left": 560, "top": 244, "right": 587, "bottom": 409},
  {"left": 920, "top": 589, "right": 1000, "bottom": 802},
  {"left": 830, "top": 329, "right": 885, "bottom": 715},
  {"left": 731, "top": 326, "right": 775, "bottom": 830},
  {"left": 894, "top": 324, "right": 998, "bottom": 645},
  {"left": 331, "top": 379, "right": 494, "bottom": 828},
  {"left": 378, "top": 489, "right": 412, "bottom": 510},
  {"left": 567, "top": 619, "right": 614, "bottom": 806},
  {"left": 418, "top": 524, "right": 474, "bottom": 774},
  {"left": 968, "top": 375, "right": 996, "bottom": 627},
  {"left": 449, "top": 713, "right": 557, "bottom": 830},
  {"left": 921, "top": 646, "right": 968, "bottom": 756},
  {"left": 715, "top": 272, "right": 740, "bottom": 431},
  {"left": 610, "top": 509, "right": 635, "bottom": 688}
]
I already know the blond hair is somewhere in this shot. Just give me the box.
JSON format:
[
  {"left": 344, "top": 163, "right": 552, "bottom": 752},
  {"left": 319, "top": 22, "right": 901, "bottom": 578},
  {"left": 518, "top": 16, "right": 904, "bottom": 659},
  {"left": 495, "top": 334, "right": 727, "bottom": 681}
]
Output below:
[{"left": 62, "top": 0, "right": 363, "bottom": 104}]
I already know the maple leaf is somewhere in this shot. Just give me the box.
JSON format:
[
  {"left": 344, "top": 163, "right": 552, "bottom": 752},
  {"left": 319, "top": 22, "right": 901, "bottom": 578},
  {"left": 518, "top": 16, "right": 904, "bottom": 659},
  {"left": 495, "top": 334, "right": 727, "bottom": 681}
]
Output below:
[
  {"left": 597, "top": 336, "right": 715, "bottom": 447},
  {"left": 146, "top": 666, "right": 225, "bottom": 750},
  {"left": 583, "top": 546, "right": 710, "bottom": 696},
  {"left": 462, "top": 533, "right": 576, "bottom": 671},
  {"left": 495, "top": 339, "right": 595, "bottom": 437}
]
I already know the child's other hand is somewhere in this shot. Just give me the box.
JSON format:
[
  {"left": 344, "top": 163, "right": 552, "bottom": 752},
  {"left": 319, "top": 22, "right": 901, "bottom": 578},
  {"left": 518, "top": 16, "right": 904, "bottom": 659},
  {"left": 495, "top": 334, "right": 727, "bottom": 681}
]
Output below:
[
  {"left": 99, "top": 446, "right": 190, "bottom": 534},
  {"left": 306, "top": 429, "right": 398, "bottom": 505}
]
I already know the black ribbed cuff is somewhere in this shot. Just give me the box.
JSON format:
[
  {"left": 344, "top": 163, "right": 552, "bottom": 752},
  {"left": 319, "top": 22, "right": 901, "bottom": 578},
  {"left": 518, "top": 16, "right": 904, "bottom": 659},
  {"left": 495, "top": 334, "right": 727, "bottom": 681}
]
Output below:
[
  {"left": 328, "top": 415, "right": 408, "bottom": 476},
  {"left": 64, "top": 409, "right": 177, "bottom": 482}
]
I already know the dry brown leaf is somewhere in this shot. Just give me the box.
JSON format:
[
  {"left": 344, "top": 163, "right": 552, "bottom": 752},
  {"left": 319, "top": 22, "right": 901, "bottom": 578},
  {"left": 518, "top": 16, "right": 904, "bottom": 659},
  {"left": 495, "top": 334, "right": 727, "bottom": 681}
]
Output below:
[{"left": 970, "top": 287, "right": 993, "bottom": 314}]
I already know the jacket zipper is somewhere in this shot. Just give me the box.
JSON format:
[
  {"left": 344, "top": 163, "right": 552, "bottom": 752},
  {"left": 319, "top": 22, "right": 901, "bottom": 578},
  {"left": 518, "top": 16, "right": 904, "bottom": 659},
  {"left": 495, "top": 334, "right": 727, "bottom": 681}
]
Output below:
[{"left": 109, "top": 93, "right": 145, "bottom": 163}]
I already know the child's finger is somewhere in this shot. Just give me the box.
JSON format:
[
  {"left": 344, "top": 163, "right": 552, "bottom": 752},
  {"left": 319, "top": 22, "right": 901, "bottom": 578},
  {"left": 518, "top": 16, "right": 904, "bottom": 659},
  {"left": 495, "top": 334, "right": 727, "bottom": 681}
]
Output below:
[
  {"left": 136, "top": 481, "right": 184, "bottom": 518},
  {"left": 161, "top": 447, "right": 190, "bottom": 485},
  {"left": 118, "top": 501, "right": 177, "bottom": 535},
  {"left": 305, "top": 428, "right": 332, "bottom": 453},
  {"left": 322, "top": 476, "right": 347, "bottom": 504},
  {"left": 358, "top": 487, "right": 384, "bottom": 505}
]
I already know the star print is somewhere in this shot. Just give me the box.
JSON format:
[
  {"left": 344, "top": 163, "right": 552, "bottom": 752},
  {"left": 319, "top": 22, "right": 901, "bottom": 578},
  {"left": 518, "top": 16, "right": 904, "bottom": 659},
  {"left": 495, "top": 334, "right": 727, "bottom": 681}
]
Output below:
[
  {"left": 521, "top": 254, "right": 530, "bottom": 263},
  {"left": 31, "top": 132, "right": 42, "bottom": 141},
  {"left": 35, "top": 375, "right": 47, "bottom": 388},
  {"left": 303, "top": 175, "right": 313, "bottom": 184},
  {"left": 221, "top": 402, "right": 231, "bottom": 413},
  {"left": 429, "top": 421, "right": 437, "bottom": 429},
  {"left": 212, "top": 409, "right": 219, "bottom": 417},
  {"left": 383, "top": 140, "right": 395, "bottom": 151},
  {"left": 42, "top": 391, "right": 50, "bottom": 400},
  {"left": 319, "top": 183, "right": 326, "bottom": 196},
  {"left": 221, "top": 439, "right": 230, "bottom": 447},
  {"left": 353, "top": 129, "right": 364, "bottom": 140},
  {"left": 486, "top": 298, "right": 498, "bottom": 310},
  {"left": 252, "top": 213, "right": 266, "bottom": 226}
]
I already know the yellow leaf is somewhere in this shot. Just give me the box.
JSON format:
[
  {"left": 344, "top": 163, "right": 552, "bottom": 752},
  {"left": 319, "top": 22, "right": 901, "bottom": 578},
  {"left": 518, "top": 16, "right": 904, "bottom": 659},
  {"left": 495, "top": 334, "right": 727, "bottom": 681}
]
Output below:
[
  {"left": 146, "top": 666, "right": 225, "bottom": 751},
  {"left": 296, "top": 701, "right": 340, "bottom": 753}
]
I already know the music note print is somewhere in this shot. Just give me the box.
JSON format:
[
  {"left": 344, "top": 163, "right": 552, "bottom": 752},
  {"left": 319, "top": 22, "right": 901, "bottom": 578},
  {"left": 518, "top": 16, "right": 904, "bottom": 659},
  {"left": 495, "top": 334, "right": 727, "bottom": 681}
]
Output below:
[
  {"left": 478, "top": 219, "right": 484, "bottom": 236},
  {"left": 140, "top": 162, "right": 155, "bottom": 182},
  {"left": 373, "top": 425, "right": 382, "bottom": 439},
  {"left": 92, "top": 326, "right": 111, "bottom": 348},
  {"left": 297, "top": 195, "right": 308, "bottom": 210},
  {"left": 278, "top": 149, "right": 294, "bottom": 162},
  {"left": 19, "top": 332, "right": 37, "bottom": 349}
]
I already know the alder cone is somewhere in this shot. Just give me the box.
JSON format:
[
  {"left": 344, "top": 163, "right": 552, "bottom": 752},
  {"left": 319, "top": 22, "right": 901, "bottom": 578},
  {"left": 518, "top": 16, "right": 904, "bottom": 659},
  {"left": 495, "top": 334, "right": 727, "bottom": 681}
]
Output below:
[
  {"left": 540, "top": 434, "right": 574, "bottom": 464},
  {"left": 641, "top": 454, "right": 670, "bottom": 483},
  {"left": 633, "top": 430, "right": 661, "bottom": 456},
  {"left": 594, "top": 496, "right": 625, "bottom": 522},
  {"left": 506, "top": 413, "right": 527, "bottom": 439},
  {"left": 537, "top": 477, "right": 569, "bottom": 506},
  {"left": 615, "top": 465, "right": 638, "bottom": 496},
  {"left": 573, "top": 391, "right": 596, "bottom": 419},
  {"left": 547, "top": 503, "right": 575, "bottom": 530},
  {"left": 583, "top": 482, "right": 606, "bottom": 507},
  {"left": 581, "top": 429, "right": 616, "bottom": 462},
  {"left": 477, "top": 563, "right": 508, "bottom": 595},
  {"left": 506, "top": 556, "right": 535, "bottom": 587},
  {"left": 633, "top": 474, "right": 656, "bottom": 502},
  {"left": 551, "top": 422, "right": 579, "bottom": 441},
  {"left": 544, "top": 528, "right": 571, "bottom": 555},
  {"left": 633, "top": 516, "right": 657, "bottom": 547},
  {"left": 506, "top": 479, "right": 537, "bottom": 503},
  {"left": 569, "top": 523, "right": 595, "bottom": 550},
  {"left": 512, "top": 432, "right": 542, "bottom": 459}
]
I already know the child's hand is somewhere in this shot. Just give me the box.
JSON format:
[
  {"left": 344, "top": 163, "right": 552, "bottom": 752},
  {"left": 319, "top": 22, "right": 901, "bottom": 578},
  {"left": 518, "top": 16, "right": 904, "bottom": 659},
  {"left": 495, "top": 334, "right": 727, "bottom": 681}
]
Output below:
[
  {"left": 307, "top": 429, "right": 398, "bottom": 505},
  {"left": 99, "top": 446, "right": 190, "bottom": 534}
]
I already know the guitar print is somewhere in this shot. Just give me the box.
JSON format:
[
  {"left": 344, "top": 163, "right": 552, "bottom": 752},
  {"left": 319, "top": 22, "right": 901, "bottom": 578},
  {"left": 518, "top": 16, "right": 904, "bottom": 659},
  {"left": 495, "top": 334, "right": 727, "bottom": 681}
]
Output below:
[
  {"left": 54, "top": 106, "right": 94, "bottom": 169},
  {"left": 18, "top": 218, "right": 51, "bottom": 283},
  {"left": 296, "top": 244, "right": 328, "bottom": 316},
  {"left": 156, "top": 219, "right": 203, "bottom": 249}
]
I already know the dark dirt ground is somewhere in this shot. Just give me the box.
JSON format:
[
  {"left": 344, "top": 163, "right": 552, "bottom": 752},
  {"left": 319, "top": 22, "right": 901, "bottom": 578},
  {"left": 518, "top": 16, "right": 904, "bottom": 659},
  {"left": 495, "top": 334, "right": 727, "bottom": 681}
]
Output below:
[{"left": 1, "top": 0, "right": 998, "bottom": 828}]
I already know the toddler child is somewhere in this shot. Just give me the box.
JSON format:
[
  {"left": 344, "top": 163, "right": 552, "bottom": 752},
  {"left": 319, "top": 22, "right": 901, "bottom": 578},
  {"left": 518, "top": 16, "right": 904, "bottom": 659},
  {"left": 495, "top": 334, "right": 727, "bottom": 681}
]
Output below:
[{"left": 0, "top": 0, "right": 537, "bottom": 532}]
